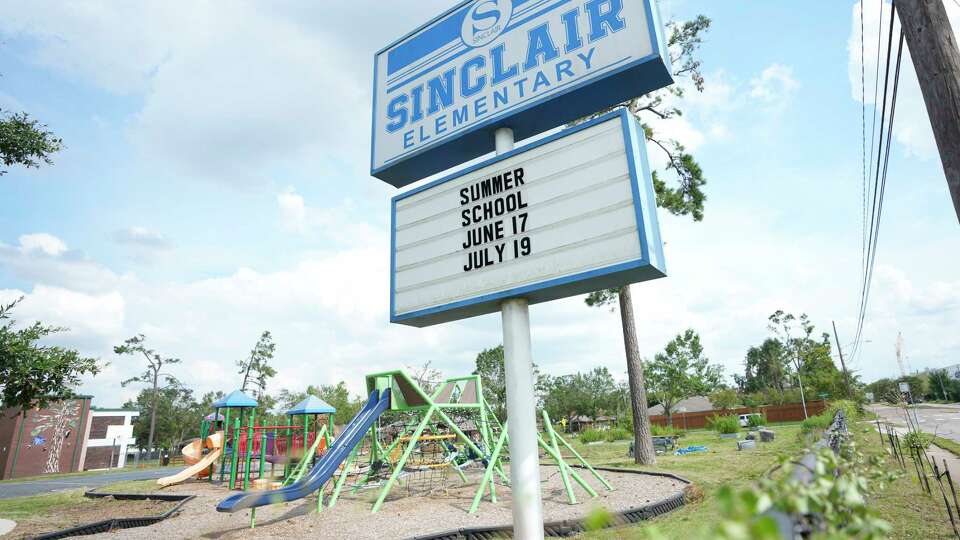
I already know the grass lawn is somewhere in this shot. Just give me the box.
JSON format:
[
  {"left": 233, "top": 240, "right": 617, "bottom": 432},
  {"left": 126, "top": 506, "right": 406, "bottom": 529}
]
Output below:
[
  {"left": 565, "top": 424, "right": 807, "bottom": 539},
  {"left": 0, "top": 463, "right": 170, "bottom": 485},
  {"left": 565, "top": 421, "right": 957, "bottom": 539},
  {"left": 931, "top": 435, "right": 960, "bottom": 457}
]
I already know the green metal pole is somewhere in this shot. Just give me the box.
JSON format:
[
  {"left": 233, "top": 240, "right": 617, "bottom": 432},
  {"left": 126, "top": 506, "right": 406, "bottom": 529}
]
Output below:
[
  {"left": 258, "top": 426, "right": 267, "bottom": 482},
  {"left": 328, "top": 446, "right": 358, "bottom": 508},
  {"left": 219, "top": 407, "right": 231, "bottom": 483},
  {"left": 244, "top": 409, "right": 255, "bottom": 490},
  {"left": 469, "top": 420, "right": 509, "bottom": 514},
  {"left": 371, "top": 407, "right": 436, "bottom": 513},
  {"left": 271, "top": 427, "right": 277, "bottom": 479},
  {"left": 433, "top": 407, "right": 510, "bottom": 485},
  {"left": 555, "top": 431, "right": 613, "bottom": 491},
  {"left": 543, "top": 411, "right": 576, "bottom": 504},
  {"left": 537, "top": 434, "right": 597, "bottom": 498},
  {"left": 229, "top": 415, "right": 241, "bottom": 490}
]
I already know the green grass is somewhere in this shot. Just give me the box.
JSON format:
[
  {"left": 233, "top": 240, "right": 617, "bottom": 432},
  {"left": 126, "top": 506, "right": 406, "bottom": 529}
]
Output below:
[
  {"left": 0, "top": 490, "right": 92, "bottom": 520},
  {"left": 93, "top": 479, "right": 161, "bottom": 494},
  {"left": 0, "top": 463, "right": 169, "bottom": 485},
  {"left": 573, "top": 421, "right": 956, "bottom": 539},
  {"left": 930, "top": 435, "right": 960, "bottom": 457},
  {"left": 567, "top": 424, "right": 809, "bottom": 539}
]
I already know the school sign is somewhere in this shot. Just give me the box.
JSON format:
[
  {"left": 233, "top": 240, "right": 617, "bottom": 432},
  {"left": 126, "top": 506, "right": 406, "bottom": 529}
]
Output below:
[{"left": 371, "top": 0, "right": 671, "bottom": 186}]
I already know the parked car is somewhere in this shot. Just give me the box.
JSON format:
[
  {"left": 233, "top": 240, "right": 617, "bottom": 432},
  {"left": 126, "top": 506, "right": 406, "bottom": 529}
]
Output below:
[{"left": 738, "top": 413, "right": 762, "bottom": 427}]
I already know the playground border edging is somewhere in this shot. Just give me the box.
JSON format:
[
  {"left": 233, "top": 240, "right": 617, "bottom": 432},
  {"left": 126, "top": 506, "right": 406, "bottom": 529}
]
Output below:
[
  {"left": 31, "top": 492, "right": 195, "bottom": 540},
  {"left": 406, "top": 467, "right": 691, "bottom": 540}
]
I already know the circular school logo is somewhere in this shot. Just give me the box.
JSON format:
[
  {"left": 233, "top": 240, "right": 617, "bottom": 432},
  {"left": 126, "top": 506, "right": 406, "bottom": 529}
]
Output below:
[{"left": 461, "top": 0, "right": 513, "bottom": 48}]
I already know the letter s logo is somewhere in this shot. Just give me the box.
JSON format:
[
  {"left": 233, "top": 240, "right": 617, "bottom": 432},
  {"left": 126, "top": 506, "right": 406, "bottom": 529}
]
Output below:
[{"left": 461, "top": 0, "right": 513, "bottom": 48}]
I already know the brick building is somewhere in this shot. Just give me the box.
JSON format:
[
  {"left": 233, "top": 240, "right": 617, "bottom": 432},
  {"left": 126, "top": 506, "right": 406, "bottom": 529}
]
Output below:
[
  {"left": 0, "top": 397, "right": 92, "bottom": 480},
  {"left": 80, "top": 409, "right": 139, "bottom": 470}
]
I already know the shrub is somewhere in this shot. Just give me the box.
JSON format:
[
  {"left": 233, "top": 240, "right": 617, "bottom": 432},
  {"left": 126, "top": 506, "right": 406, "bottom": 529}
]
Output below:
[
  {"left": 825, "top": 399, "right": 861, "bottom": 421},
  {"left": 651, "top": 424, "right": 682, "bottom": 437},
  {"left": 800, "top": 413, "right": 832, "bottom": 434},
  {"left": 604, "top": 427, "right": 631, "bottom": 442},
  {"left": 902, "top": 431, "right": 931, "bottom": 450},
  {"left": 746, "top": 413, "right": 767, "bottom": 428},
  {"left": 579, "top": 429, "right": 604, "bottom": 444},
  {"left": 707, "top": 414, "right": 741, "bottom": 435}
]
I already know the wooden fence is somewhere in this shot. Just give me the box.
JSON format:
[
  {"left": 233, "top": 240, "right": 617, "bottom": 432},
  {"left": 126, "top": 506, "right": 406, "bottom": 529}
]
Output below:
[{"left": 649, "top": 400, "right": 828, "bottom": 429}]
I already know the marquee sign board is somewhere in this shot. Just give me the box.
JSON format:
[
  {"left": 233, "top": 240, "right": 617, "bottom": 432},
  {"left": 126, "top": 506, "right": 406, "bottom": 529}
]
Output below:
[
  {"left": 390, "top": 109, "right": 665, "bottom": 327},
  {"left": 371, "top": 0, "right": 672, "bottom": 187}
]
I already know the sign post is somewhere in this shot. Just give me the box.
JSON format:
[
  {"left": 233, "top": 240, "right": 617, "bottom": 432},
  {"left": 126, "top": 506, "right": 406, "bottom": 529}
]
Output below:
[
  {"left": 373, "top": 2, "right": 674, "bottom": 536},
  {"left": 496, "top": 127, "right": 545, "bottom": 538}
]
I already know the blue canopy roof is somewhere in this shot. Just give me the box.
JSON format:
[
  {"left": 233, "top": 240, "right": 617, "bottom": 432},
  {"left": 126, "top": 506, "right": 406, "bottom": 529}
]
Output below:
[
  {"left": 212, "top": 389, "right": 258, "bottom": 409},
  {"left": 286, "top": 395, "right": 336, "bottom": 415}
]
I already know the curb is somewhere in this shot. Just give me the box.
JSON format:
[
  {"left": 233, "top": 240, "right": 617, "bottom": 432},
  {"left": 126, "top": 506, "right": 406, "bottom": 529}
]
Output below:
[
  {"left": 32, "top": 492, "right": 195, "bottom": 540},
  {"left": 406, "top": 468, "right": 690, "bottom": 540}
]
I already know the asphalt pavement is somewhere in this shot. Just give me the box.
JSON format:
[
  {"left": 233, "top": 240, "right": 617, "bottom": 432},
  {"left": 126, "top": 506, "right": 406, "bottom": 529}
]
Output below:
[
  {"left": 0, "top": 467, "right": 185, "bottom": 499},
  {"left": 869, "top": 402, "right": 960, "bottom": 442}
]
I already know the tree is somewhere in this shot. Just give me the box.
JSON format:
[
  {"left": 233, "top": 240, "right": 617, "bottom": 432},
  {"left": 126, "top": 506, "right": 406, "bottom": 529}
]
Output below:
[
  {"left": 408, "top": 360, "right": 443, "bottom": 397},
  {"left": 645, "top": 329, "right": 723, "bottom": 425},
  {"left": 0, "top": 108, "right": 63, "bottom": 175},
  {"left": 237, "top": 331, "right": 277, "bottom": 402},
  {"left": 114, "top": 334, "right": 181, "bottom": 454},
  {"left": 123, "top": 385, "right": 198, "bottom": 452},
  {"left": 767, "top": 311, "right": 834, "bottom": 419},
  {"left": 541, "top": 367, "right": 621, "bottom": 430},
  {"left": 0, "top": 297, "right": 101, "bottom": 411},
  {"left": 472, "top": 344, "right": 547, "bottom": 422},
  {"left": 584, "top": 16, "right": 713, "bottom": 465},
  {"left": 736, "top": 338, "right": 790, "bottom": 401},
  {"left": 276, "top": 382, "right": 362, "bottom": 426},
  {"left": 709, "top": 388, "right": 739, "bottom": 410}
]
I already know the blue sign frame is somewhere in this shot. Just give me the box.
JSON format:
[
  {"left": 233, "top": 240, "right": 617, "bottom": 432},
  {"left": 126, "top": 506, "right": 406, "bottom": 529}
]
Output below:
[
  {"left": 390, "top": 108, "right": 666, "bottom": 327},
  {"left": 371, "top": 0, "right": 672, "bottom": 187}
]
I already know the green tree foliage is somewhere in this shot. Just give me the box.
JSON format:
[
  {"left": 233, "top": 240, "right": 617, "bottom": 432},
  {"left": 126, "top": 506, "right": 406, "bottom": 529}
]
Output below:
[
  {"left": 275, "top": 382, "right": 362, "bottom": 426},
  {"left": 114, "top": 334, "right": 181, "bottom": 452},
  {"left": 709, "top": 388, "right": 739, "bottom": 410},
  {"left": 541, "top": 367, "right": 621, "bottom": 430},
  {"left": 0, "top": 297, "right": 101, "bottom": 411},
  {"left": 237, "top": 330, "right": 277, "bottom": 403},
  {"left": 0, "top": 109, "right": 63, "bottom": 175},
  {"left": 734, "top": 338, "right": 790, "bottom": 398},
  {"left": 123, "top": 385, "right": 198, "bottom": 452},
  {"left": 645, "top": 329, "right": 723, "bottom": 425},
  {"left": 472, "top": 345, "right": 547, "bottom": 422}
]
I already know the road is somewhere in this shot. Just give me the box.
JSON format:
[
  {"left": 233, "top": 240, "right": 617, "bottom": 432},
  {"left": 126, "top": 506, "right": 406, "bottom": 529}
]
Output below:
[
  {"left": 869, "top": 403, "right": 960, "bottom": 443},
  {"left": 0, "top": 467, "right": 185, "bottom": 499}
]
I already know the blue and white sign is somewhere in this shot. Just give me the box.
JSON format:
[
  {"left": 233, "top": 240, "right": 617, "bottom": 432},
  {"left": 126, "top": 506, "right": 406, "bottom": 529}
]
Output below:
[
  {"left": 390, "top": 109, "right": 665, "bottom": 327},
  {"left": 372, "top": 0, "right": 672, "bottom": 187}
]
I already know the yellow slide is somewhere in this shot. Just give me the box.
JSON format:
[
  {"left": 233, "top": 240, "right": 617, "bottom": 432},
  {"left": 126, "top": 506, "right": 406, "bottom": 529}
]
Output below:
[{"left": 157, "top": 431, "right": 223, "bottom": 487}]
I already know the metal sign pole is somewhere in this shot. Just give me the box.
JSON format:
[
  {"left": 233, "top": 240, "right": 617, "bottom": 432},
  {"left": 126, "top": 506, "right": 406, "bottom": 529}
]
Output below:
[{"left": 496, "top": 127, "right": 545, "bottom": 540}]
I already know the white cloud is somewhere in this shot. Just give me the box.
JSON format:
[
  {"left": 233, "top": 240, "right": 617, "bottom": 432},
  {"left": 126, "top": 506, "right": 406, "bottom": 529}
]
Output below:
[
  {"left": 749, "top": 64, "right": 799, "bottom": 103},
  {"left": 19, "top": 233, "right": 67, "bottom": 256},
  {"left": 277, "top": 188, "right": 307, "bottom": 235},
  {"left": 113, "top": 227, "right": 171, "bottom": 250}
]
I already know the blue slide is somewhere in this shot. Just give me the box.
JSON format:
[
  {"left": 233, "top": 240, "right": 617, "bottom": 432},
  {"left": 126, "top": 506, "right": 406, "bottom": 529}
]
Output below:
[{"left": 216, "top": 388, "right": 391, "bottom": 513}]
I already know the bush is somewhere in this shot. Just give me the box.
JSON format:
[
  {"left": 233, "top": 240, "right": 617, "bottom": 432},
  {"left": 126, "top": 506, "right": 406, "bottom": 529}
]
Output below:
[
  {"left": 579, "top": 429, "right": 604, "bottom": 444},
  {"left": 800, "top": 413, "right": 832, "bottom": 434},
  {"left": 825, "top": 399, "right": 861, "bottom": 421},
  {"left": 650, "top": 424, "right": 682, "bottom": 437},
  {"left": 707, "top": 414, "right": 741, "bottom": 435},
  {"left": 746, "top": 413, "right": 767, "bottom": 428},
  {"left": 604, "top": 427, "right": 631, "bottom": 442}
]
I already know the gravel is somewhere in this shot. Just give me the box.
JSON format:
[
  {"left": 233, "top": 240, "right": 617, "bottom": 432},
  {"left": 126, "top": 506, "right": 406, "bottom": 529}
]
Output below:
[{"left": 83, "top": 465, "right": 684, "bottom": 539}]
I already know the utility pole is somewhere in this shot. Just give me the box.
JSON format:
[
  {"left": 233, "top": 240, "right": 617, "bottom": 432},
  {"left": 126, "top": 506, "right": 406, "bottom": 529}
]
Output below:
[
  {"left": 897, "top": 0, "right": 960, "bottom": 223},
  {"left": 832, "top": 321, "right": 852, "bottom": 398}
]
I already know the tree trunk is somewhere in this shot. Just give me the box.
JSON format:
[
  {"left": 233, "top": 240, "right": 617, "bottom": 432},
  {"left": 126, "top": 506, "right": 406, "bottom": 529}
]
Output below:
[
  {"left": 618, "top": 285, "right": 656, "bottom": 465},
  {"left": 148, "top": 369, "right": 159, "bottom": 459}
]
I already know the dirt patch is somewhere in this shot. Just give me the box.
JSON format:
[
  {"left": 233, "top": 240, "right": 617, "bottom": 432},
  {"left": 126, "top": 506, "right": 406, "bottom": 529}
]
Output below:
[
  {"left": 8, "top": 497, "right": 176, "bottom": 539},
  {"left": 80, "top": 465, "right": 685, "bottom": 539}
]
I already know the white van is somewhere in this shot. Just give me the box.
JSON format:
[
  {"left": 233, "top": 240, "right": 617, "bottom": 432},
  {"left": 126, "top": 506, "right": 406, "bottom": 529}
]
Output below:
[{"left": 738, "top": 413, "right": 762, "bottom": 427}]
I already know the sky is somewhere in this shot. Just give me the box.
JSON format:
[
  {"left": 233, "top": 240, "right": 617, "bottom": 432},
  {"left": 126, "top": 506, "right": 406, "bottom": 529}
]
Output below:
[{"left": 1, "top": 1, "right": 958, "bottom": 408}]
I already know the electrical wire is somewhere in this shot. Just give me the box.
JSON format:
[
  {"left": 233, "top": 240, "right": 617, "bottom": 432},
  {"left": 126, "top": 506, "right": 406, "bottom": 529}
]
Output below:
[{"left": 851, "top": 1, "right": 905, "bottom": 362}]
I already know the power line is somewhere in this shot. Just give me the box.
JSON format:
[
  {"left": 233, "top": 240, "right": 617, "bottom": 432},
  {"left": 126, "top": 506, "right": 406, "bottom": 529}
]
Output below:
[
  {"left": 859, "top": 0, "right": 868, "bottom": 292},
  {"left": 851, "top": 2, "right": 905, "bottom": 363}
]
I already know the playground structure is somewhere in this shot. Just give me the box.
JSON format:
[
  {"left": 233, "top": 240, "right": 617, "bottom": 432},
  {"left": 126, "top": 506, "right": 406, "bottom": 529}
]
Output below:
[
  {"left": 158, "top": 390, "right": 335, "bottom": 489},
  {"left": 215, "top": 370, "right": 612, "bottom": 524}
]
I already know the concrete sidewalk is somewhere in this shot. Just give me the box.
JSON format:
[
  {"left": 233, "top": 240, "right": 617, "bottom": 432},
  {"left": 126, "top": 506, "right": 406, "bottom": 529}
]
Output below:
[{"left": 0, "top": 467, "right": 185, "bottom": 500}]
